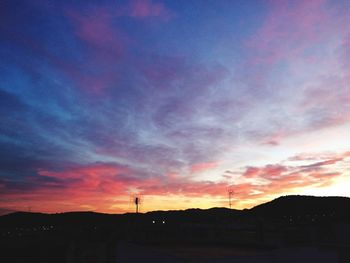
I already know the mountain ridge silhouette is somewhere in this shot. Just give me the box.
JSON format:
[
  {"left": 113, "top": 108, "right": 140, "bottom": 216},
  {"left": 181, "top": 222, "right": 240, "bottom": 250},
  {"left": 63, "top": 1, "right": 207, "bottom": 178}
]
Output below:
[{"left": 1, "top": 195, "right": 350, "bottom": 227}]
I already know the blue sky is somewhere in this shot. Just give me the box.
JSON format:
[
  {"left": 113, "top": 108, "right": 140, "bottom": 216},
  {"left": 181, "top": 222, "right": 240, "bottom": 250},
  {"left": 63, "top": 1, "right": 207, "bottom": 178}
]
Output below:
[{"left": 1, "top": 0, "right": 350, "bottom": 214}]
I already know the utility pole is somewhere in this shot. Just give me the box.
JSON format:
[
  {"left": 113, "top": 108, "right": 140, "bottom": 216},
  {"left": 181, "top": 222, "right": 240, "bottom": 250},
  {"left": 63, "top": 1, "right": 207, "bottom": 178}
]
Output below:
[{"left": 228, "top": 188, "right": 234, "bottom": 209}]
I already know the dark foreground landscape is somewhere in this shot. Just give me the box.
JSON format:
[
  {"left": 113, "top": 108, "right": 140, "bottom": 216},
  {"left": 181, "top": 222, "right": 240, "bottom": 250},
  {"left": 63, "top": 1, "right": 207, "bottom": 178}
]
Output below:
[{"left": 2, "top": 195, "right": 350, "bottom": 263}]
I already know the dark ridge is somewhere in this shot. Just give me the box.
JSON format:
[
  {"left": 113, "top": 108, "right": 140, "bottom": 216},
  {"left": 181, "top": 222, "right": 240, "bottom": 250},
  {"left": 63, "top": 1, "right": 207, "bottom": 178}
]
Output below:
[
  {"left": 2, "top": 195, "right": 350, "bottom": 227},
  {"left": 0, "top": 211, "right": 123, "bottom": 227},
  {"left": 249, "top": 195, "right": 350, "bottom": 218},
  {"left": 141, "top": 207, "right": 243, "bottom": 224}
]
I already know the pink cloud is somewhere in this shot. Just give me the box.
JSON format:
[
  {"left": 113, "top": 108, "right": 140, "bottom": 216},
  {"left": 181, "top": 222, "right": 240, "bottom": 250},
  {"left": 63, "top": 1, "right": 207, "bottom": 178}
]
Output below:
[
  {"left": 129, "top": 0, "right": 172, "bottom": 19},
  {"left": 138, "top": 151, "right": 346, "bottom": 200},
  {"left": 343, "top": 151, "right": 350, "bottom": 158},
  {"left": 71, "top": 11, "right": 122, "bottom": 50},
  {"left": 243, "top": 165, "right": 288, "bottom": 179},
  {"left": 244, "top": 0, "right": 350, "bottom": 135},
  {"left": 298, "top": 75, "right": 350, "bottom": 130},
  {"left": 288, "top": 151, "right": 350, "bottom": 172},
  {"left": 59, "top": 0, "right": 174, "bottom": 95},
  {"left": 0, "top": 163, "right": 141, "bottom": 213},
  {"left": 301, "top": 158, "right": 344, "bottom": 169},
  {"left": 248, "top": 0, "right": 330, "bottom": 65},
  {"left": 38, "top": 163, "right": 133, "bottom": 194},
  {"left": 1, "top": 149, "right": 349, "bottom": 213},
  {"left": 289, "top": 152, "right": 338, "bottom": 162},
  {"left": 139, "top": 179, "right": 230, "bottom": 197},
  {"left": 229, "top": 169, "right": 340, "bottom": 205},
  {"left": 242, "top": 167, "right": 260, "bottom": 177},
  {"left": 190, "top": 161, "right": 219, "bottom": 174},
  {"left": 63, "top": 9, "right": 128, "bottom": 94},
  {"left": 226, "top": 150, "right": 350, "bottom": 205}
]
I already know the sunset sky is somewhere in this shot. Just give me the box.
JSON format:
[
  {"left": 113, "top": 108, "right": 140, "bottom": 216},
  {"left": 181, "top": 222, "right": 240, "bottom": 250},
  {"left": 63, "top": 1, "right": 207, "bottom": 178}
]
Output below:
[{"left": 1, "top": 0, "right": 350, "bottom": 215}]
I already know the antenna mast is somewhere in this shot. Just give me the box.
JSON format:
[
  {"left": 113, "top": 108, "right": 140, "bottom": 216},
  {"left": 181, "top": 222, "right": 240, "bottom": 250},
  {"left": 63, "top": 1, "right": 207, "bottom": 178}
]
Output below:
[{"left": 134, "top": 196, "right": 140, "bottom": 213}]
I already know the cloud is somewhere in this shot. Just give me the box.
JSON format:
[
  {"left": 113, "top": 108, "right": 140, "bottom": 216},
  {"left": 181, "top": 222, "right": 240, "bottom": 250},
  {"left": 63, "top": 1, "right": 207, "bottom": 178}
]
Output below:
[
  {"left": 300, "top": 158, "right": 344, "bottom": 171},
  {"left": 1, "top": 0, "right": 350, "bottom": 213},
  {"left": 129, "top": 0, "right": 173, "bottom": 20},
  {"left": 231, "top": 150, "right": 350, "bottom": 204},
  {"left": 68, "top": 9, "right": 124, "bottom": 53},
  {"left": 2, "top": 149, "right": 348, "bottom": 212},
  {"left": 62, "top": 0, "right": 174, "bottom": 94},
  {"left": 37, "top": 162, "right": 135, "bottom": 194},
  {"left": 3, "top": 0, "right": 235, "bottom": 189},
  {"left": 190, "top": 162, "right": 219, "bottom": 174},
  {"left": 243, "top": 165, "right": 288, "bottom": 179},
  {"left": 247, "top": 0, "right": 330, "bottom": 65},
  {"left": 0, "top": 162, "right": 144, "bottom": 213},
  {"left": 234, "top": 0, "right": 350, "bottom": 147}
]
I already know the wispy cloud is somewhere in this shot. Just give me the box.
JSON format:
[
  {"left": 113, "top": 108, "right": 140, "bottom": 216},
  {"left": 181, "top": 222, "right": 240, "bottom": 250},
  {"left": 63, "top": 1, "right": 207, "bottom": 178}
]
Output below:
[{"left": 1, "top": 0, "right": 350, "bottom": 213}]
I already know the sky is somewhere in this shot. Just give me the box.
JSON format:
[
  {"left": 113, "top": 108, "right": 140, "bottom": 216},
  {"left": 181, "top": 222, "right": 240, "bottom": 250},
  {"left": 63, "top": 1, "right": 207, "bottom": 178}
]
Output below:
[{"left": 1, "top": 0, "right": 350, "bottom": 215}]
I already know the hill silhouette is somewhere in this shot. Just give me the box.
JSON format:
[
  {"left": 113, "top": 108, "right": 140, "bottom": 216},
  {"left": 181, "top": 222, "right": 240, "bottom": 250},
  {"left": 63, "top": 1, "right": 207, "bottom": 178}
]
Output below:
[
  {"left": 2, "top": 195, "right": 350, "bottom": 263},
  {"left": 1, "top": 195, "right": 350, "bottom": 227},
  {"left": 249, "top": 195, "right": 350, "bottom": 219}
]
